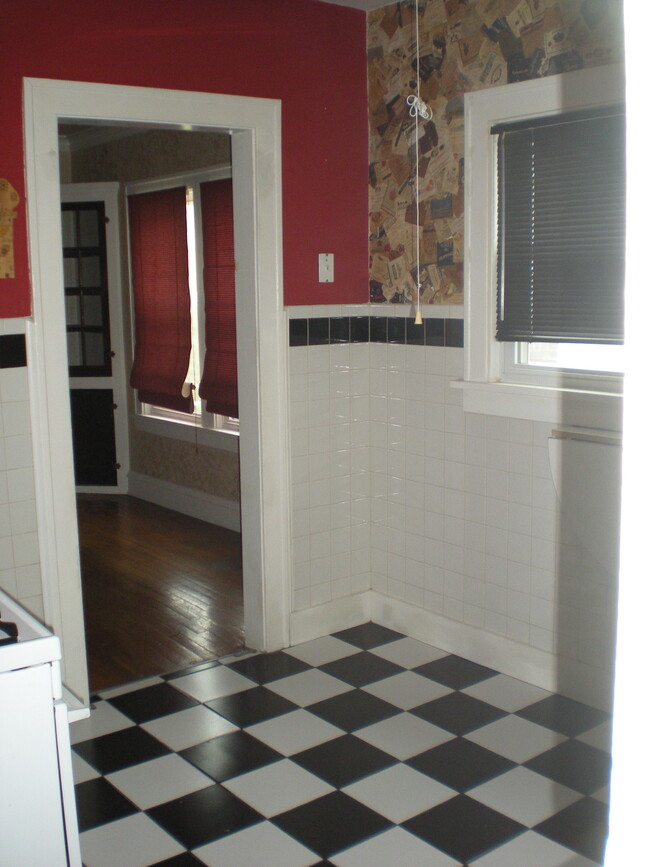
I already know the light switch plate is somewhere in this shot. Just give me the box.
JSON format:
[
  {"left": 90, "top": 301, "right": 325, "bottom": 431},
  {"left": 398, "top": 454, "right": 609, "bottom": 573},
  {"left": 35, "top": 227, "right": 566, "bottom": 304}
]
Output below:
[{"left": 318, "top": 253, "right": 334, "bottom": 283}]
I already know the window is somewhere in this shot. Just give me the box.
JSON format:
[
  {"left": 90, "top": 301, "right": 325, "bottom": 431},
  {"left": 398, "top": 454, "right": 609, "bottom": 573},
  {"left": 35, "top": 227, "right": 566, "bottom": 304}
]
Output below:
[
  {"left": 127, "top": 167, "right": 239, "bottom": 439},
  {"left": 495, "top": 107, "right": 625, "bottom": 384},
  {"left": 459, "top": 64, "right": 625, "bottom": 425}
]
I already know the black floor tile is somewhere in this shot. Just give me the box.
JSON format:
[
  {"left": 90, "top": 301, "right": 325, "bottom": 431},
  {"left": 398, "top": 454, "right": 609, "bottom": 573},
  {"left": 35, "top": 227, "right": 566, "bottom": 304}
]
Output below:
[
  {"left": 107, "top": 682, "right": 198, "bottom": 724},
  {"left": 319, "top": 651, "right": 404, "bottom": 687},
  {"left": 411, "top": 691, "right": 507, "bottom": 735},
  {"left": 206, "top": 686, "right": 299, "bottom": 727},
  {"left": 534, "top": 797, "right": 609, "bottom": 862},
  {"left": 147, "top": 784, "right": 262, "bottom": 849},
  {"left": 73, "top": 726, "right": 170, "bottom": 775},
  {"left": 516, "top": 693, "right": 610, "bottom": 737},
  {"left": 273, "top": 791, "right": 391, "bottom": 859},
  {"left": 308, "top": 689, "right": 399, "bottom": 732},
  {"left": 524, "top": 739, "right": 612, "bottom": 795},
  {"left": 406, "top": 736, "right": 516, "bottom": 792},
  {"left": 403, "top": 794, "right": 526, "bottom": 863},
  {"left": 413, "top": 655, "right": 497, "bottom": 689},
  {"left": 152, "top": 854, "right": 204, "bottom": 866},
  {"left": 180, "top": 730, "right": 282, "bottom": 782},
  {"left": 293, "top": 734, "right": 397, "bottom": 787},
  {"left": 225, "top": 651, "right": 311, "bottom": 684},
  {"left": 74, "top": 777, "right": 138, "bottom": 832},
  {"left": 332, "top": 622, "right": 404, "bottom": 650}
]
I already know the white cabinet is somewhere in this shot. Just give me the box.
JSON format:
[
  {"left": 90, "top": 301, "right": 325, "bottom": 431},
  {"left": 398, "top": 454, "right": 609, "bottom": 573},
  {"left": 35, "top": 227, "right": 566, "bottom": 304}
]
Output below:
[{"left": 0, "top": 590, "right": 81, "bottom": 866}]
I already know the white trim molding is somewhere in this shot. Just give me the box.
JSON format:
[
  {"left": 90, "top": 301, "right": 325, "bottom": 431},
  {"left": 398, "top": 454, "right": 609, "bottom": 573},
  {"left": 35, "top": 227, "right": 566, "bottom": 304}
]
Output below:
[
  {"left": 370, "top": 593, "right": 614, "bottom": 712},
  {"left": 23, "top": 77, "right": 290, "bottom": 702},
  {"left": 128, "top": 472, "right": 241, "bottom": 532}
]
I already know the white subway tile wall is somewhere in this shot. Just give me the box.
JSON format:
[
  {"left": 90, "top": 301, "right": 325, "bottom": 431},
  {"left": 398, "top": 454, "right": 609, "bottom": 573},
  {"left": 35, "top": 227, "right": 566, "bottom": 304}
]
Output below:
[
  {"left": 289, "top": 331, "right": 618, "bottom": 700},
  {"left": 0, "top": 357, "right": 44, "bottom": 618},
  {"left": 291, "top": 339, "right": 372, "bottom": 612}
]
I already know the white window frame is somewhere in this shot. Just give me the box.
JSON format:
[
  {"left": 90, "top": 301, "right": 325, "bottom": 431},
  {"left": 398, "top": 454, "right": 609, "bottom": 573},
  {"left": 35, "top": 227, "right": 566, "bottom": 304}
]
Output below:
[
  {"left": 126, "top": 164, "right": 239, "bottom": 451},
  {"left": 455, "top": 64, "right": 625, "bottom": 428}
]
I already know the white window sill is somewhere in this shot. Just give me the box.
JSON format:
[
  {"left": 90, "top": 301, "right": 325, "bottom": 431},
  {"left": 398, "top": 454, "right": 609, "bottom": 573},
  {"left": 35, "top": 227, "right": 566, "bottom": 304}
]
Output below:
[
  {"left": 451, "top": 379, "right": 623, "bottom": 431},
  {"left": 134, "top": 413, "right": 240, "bottom": 453}
]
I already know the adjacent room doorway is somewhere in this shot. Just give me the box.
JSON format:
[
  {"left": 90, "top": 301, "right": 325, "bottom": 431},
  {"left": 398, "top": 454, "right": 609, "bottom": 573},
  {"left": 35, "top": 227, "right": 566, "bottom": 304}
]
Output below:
[{"left": 24, "top": 78, "right": 292, "bottom": 706}]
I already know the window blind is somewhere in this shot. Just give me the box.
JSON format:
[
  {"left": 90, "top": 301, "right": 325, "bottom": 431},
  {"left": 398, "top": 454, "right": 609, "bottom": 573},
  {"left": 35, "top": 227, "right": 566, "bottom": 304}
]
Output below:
[
  {"left": 128, "top": 187, "right": 194, "bottom": 413},
  {"left": 198, "top": 178, "right": 238, "bottom": 419},
  {"left": 494, "top": 107, "right": 625, "bottom": 344}
]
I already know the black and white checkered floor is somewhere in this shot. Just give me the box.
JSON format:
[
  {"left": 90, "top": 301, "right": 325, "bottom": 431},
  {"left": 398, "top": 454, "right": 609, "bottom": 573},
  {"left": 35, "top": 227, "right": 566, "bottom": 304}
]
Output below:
[{"left": 71, "top": 623, "right": 612, "bottom": 866}]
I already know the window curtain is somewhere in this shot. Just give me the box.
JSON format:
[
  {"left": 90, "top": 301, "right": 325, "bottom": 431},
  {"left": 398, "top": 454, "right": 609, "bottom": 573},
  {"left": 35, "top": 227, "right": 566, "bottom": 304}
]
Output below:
[
  {"left": 199, "top": 178, "right": 238, "bottom": 418},
  {"left": 494, "top": 108, "right": 625, "bottom": 344},
  {"left": 127, "top": 187, "right": 194, "bottom": 413}
]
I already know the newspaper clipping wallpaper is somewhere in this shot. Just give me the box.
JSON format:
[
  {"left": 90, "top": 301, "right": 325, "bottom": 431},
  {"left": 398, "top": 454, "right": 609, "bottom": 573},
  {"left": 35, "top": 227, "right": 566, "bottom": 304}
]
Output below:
[{"left": 367, "top": 0, "right": 624, "bottom": 305}]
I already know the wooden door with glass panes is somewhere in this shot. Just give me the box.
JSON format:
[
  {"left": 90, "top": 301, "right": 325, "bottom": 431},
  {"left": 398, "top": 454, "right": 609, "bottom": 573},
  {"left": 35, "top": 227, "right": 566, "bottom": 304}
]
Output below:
[{"left": 62, "top": 196, "right": 125, "bottom": 489}]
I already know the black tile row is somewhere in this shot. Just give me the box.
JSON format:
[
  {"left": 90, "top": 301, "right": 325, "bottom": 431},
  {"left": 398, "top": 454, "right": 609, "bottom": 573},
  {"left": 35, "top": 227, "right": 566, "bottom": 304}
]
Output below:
[
  {"left": 289, "top": 316, "right": 463, "bottom": 348},
  {"left": 0, "top": 334, "right": 26, "bottom": 368}
]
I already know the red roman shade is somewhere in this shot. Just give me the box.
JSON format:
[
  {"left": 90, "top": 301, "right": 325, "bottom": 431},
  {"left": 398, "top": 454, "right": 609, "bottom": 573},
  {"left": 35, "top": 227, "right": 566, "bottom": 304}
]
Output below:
[
  {"left": 128, "top": 186, "right": 194, "bottom": 413},
  {"left": 199, "top": 178, "right": 238, "bottom": 418}
]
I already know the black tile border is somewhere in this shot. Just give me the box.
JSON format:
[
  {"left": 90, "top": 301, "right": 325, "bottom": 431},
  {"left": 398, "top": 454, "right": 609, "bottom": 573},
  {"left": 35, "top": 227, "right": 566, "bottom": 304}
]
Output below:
[
  {"left": 0, "top": 334, "right": 27, "bottom": 368},
  {"left": 289, "top": 316, "right": 463, "bottom": 349}
]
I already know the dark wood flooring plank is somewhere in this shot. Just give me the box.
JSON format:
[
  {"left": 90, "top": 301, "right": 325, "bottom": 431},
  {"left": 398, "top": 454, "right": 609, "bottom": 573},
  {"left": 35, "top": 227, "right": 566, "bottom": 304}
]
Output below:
[{"left": 77, "top": 494, "right": 244, "bottom": 692}]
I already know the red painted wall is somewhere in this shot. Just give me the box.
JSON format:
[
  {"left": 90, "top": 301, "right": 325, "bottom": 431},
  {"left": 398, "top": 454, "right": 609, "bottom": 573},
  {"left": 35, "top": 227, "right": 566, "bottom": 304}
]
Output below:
[{"left": 1, "top": 0, "right": 368, "bottom": 317}]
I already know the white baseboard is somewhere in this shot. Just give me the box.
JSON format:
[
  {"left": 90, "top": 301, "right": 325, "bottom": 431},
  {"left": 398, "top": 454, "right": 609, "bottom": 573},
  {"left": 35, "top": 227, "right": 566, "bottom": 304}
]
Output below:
[
  {"left": 128, "top": 471, "right": 241, "bottom": 532},
  {"left": 370, "top": 592, "right": 613, "bottom": 711},
  {"left": 290, "top": 592, "right": 371, "bottom": 646}
]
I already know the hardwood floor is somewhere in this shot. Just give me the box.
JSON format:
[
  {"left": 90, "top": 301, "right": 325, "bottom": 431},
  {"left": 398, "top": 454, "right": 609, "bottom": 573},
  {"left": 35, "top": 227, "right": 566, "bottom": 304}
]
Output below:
[{"left": 77, "top": 495, "right": 244, "bottom": 693}]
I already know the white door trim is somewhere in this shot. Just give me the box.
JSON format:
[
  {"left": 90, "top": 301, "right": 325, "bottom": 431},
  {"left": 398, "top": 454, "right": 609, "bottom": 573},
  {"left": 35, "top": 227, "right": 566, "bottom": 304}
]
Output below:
[{"left": 23, "top": 77, "right": 291, "bottom": 703}]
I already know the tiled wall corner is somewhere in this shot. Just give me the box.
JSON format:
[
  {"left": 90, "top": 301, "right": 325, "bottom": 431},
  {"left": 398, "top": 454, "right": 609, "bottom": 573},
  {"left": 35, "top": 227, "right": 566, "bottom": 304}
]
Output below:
[{"left": 287, "top": 312, "right": 619, "bottom": 702}]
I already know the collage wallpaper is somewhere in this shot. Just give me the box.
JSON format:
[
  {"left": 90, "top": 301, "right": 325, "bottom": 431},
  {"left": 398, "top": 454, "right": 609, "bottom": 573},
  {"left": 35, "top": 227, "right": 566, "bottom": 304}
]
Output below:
[{"left": 367, "top": 0, "right": 624, "bottom": 305}]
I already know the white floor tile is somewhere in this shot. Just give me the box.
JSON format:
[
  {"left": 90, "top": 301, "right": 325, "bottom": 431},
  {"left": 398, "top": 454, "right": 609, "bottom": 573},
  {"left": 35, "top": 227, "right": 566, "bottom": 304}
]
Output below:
[
  {"left": 469, "top": 766, "right": 581, "bottom": 827},
  {"left": 355, "top": 712, "right": 453, "bottom": 760},
  {"left": 465, "top": 714, "right": 566, "bottom": 763},
  {"left": 222, "top": 758, "right": 334, "bottom": 816},
  {"left": 247, "top": 709, "right": 342, "bottom": 755},
  {"left": 593, "top": 783, "right": 610, "bottom": 804},
  {"left": 468, "top": 829, "right": 601, "bottom": 866},
  {"left": 80, "top": 813, "right": 184, "bottom": 867},
  {"left": 141, "top": 704, "right": 238, "bottom": 750},
  {"left": 330, "top": 826, "right": 461, "bottom": 867},
  {"left": 370, "top": 637, "right": 449, "bottom": 669},
  {"left": 193, "top": 819, "right": 320, "bottom": 867},
  {"left": 461, "top": 673, "right": 552, "bottom": 712},
  {"left": 343, "top": 763, "right": 455, "bottom": 822},
  {"left": 285, "top": 635, "right": 359, "bottom": 666},
  {"left": 362, "top": 671, "right": 452, "bottom": 709},
  {"left": 71, "top": 751, "right": 100, "bottom": 784},
  {"left": 577, "top": 720, "right": 613, "bottom": 752},
  {"left": 171, "top": 665, "right": 256, "bottom": 702},
  {"left": 70, "top": 700, "right": 134, "bottom": 744},
  {"left": 106, "top": 753, "right": 213, "bottom": 809},
  {"left": 266, "top": 668, "right": 352, "bottom": 706}
]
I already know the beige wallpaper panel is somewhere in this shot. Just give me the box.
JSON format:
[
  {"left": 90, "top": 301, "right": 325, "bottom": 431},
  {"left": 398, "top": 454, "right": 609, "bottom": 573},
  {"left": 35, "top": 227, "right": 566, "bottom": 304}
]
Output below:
[{"left": 131, "top": 428, "right": 241, "bottom": 503}]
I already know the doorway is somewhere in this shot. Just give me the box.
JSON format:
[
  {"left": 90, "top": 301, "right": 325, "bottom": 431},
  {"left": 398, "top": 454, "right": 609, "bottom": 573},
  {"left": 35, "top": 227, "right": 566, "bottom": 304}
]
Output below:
[
  {"left": 60, "top": 148, "right": 245, "bottom": 689},
  {"left": 24, "top": 78, "right": 292, "bottom": 706}
]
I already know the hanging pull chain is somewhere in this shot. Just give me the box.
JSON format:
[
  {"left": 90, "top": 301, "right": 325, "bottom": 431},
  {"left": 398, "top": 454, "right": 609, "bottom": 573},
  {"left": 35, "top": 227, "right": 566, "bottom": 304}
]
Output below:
[{"left": 411, "top": 2, "right": 430, "bottom": 326}]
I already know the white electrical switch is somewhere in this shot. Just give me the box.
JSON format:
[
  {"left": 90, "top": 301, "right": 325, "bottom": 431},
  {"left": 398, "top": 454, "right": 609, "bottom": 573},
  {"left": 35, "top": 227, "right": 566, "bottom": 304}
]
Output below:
[{"left": 318, "top": 253, "right": 334, "bottom": 283}]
